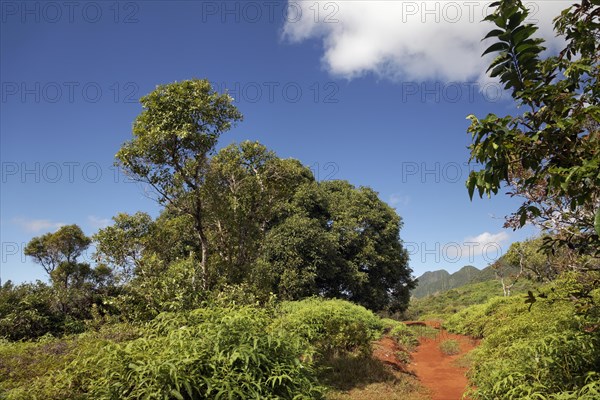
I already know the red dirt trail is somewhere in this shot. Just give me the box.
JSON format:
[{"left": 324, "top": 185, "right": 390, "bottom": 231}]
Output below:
[{"left": 409, "top": 323, "right": 478, "bottom": 400}]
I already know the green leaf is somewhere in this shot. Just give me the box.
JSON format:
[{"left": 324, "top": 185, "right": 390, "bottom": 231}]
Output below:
[
  {"left": 486, "top": 53, "right": 511, "bottom": 72},
  {"left": 482, "top": 42, "right": 510, "bottom": 56},
  {"left": 467, "top": 175, "right": 476, "bottom": 200},
  {"left": 507, "top": 11, "right": 527, "bottom": 30},
  {"left": 511, "top": 25, "right": 538, "bottom": 45},
  {"left": 595, "top": 208, "right": 600, "bottom": 236},
  {"left": 170, "top": 389, "right": 184, "bottom": 400},
  {"left": 483, "top": 29, "right": 506, "bottom": 40}
]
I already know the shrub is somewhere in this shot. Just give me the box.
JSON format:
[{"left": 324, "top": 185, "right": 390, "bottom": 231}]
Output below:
[
  {"left": 408, "top": 324, "right": 438, "bottom": 340},
  {"left": 273, "top": 298, "right": 384, "bottom": 358},
  {"left": 447, "top": 273, "right": 600, "bottom": 399},
  {"left": 6, "top": 306, "right": 324, "bottom": 400},
  {"left": 0, "top": 282, "right": 62, "bottom": 340},
  {"left": 1, "top": 299, "right": 392, "bottom": 399},
  {"left": 389, "top": 323, "right": 419, "bottom": 351},
  {"left": 0, "top": 322, "right": 140, "bottom": 397},
  {"left": 439, "top": 340, "right": 460, "bottom": 355}
]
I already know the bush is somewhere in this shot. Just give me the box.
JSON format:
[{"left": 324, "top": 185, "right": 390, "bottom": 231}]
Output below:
[
  {"left": 0, "top": 322, "right": 140, "bottom": 397},
  {"left": 273, "top": 298, "right": 384, "bottom": 358},
  {"left": 7, "top": 306, "right": 324, "bottom": 400},
  {"left": 388, "top": 323, "right": 419, "bottom": 351},
  {"left": 408, "top": 324, "right": 439, "bottom": 340},
  {"left": 446, "top": 273, "right": 600, "bottom": 399},
  {"left": 1, "top": 299, "right": 392, "bottom": 399},
  {"left": 439, "top": 340, "right": 460, "bottom": 355},
  {"left": 0, "top": 282, "right": 62, "bottom": 340}
]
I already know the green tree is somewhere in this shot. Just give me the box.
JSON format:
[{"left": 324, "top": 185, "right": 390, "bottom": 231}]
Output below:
[
  {"left": 24, "top": 224, "right": 91, "bottom": 276},
  {"left": 149, "top": 210, "right": 198, "bottom": 265},
  {"left": 115, "top": 79, "right": 243, "bottom": 290},
  {"left": 93, "top": 212, "right": 155, "bottom": 281},
  {"left": 466, "top": 0, "right": 600, "bottom": 256},
  {"left": 21, "top": 226, "right": 114, "bottom": 333},
  {"left": 321, "top": 180, "right": 414, "bottom": 312},
  {"left": 113, "top": 255, "right": 202, "bottom": 320},
  {"left": 255, "top": 214, "right": 339, "bottom": 300},
  {"left": 256, "top": 179, "right": 415, "bottom": 312},
  {"left": 0, "top": 281, "right": 59, "bottom": 340},
  {"left": 204, "top": 141, "right": 314, "bottom": 286}
]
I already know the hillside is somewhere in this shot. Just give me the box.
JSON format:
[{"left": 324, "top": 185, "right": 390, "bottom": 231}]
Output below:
[
  {"left": 411, "top": 265, "right": 484, "bottom": 298},
  {"left": 407, "top": 279, "right": 533, "bottom": 321},
  {"left": 411, "top": 263, "right": 523, "bottom": 299}
]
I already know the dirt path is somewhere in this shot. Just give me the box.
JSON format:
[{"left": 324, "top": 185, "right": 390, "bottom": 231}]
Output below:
[{"left": 409, "top": 324, "right": 477, "bottom": 400}]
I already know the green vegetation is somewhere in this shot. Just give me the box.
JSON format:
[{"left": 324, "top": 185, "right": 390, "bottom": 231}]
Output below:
[
  {"left": 453, "top": 2, "right": 600, "bottom": 396},
  {"left": 0, "top": 79, "right": 418, "bottom": 398},
  {"left": 274, "top": 299, "right": 383, "bottom": 358},
  {"left": 466, "top": 0, "right": 600, "bottom": 256},
  {"left": 408, "top": 279, "right": 532, "bottom": 321},
  {"left": 445, "top": 273, "right": 600, "bottom": 399},
  {"left": 1, "top": 79, "right": 416, "bottom": 344},
  {"left": 438, "top": 340, "right": 460, "bottom": 356},
  {"left": 0, "top": 299, "right": 400, "bottom": 399},
  {"left": 1, "top": 1, "right": 598, "bottom": 399},
  {"left": 109, "top": 80, "right": 414, "bottom": 314},
  {"left": 388, "top": 323, "right": 419, "bottom": 351}
]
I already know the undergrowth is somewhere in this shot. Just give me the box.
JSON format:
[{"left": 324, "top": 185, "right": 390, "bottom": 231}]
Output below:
[
  {"left": 445, "top": 273, "right": 600, "bottom": 399},
  {"left": 0, "top": 298, "right": 399, "bottom": 399}
]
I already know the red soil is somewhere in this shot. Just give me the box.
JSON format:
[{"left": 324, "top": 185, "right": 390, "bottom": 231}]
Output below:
[
  {"left": 372, "top": 336, "right": 411, "bottom": 374},
  {"left": 409, "top": 325, "right": 477, "bottom": 400}
]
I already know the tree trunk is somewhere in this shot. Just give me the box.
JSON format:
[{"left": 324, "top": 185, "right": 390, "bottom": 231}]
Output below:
[
  {"left": 193, "top": 197, "right": 209, "bottom": 291},
  {"left": 199, "top": 228, "right": 208, "bottom": 290}
]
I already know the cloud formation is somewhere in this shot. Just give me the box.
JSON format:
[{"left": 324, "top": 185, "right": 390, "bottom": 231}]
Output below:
[
  {"left": 442, "top": 230, "right": 510, "bottom": 263},
  {"left": 284, "top": 1, "right": 569, "bottom": 84},
  {"left": 389, "top": 193, "right": 410, "bottom": 208},
  {"left": 405, "top": 230, "right": 510, "bottom": 266},
  {"left": 461, "top": 231, "right": 509, "bottom": 260},
  {"left": 12, "top": 218, "right": 65, "bottom": 233},
  {"left": 87, "top": 215, "right": 110, "bottom": 229}
]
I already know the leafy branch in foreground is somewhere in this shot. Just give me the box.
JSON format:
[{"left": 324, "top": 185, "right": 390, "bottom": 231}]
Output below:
[{"left": 467, "top": 0, "right": 600, "bottom": 257}]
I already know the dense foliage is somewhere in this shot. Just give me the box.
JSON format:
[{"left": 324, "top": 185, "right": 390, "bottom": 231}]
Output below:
[
  {"left": 407, "top": 279, "right": 532, "bottom": 321},
  {"left": 0, "top": 80, "right": 416, "bottom": 399},
  {"left": 466, "top": 0, "right": 600, "bottom": 256},
  {"left": 0, "top": 299, "right": 387, "bottom": 399},
  {"left": 445, "top": 273, "right": 600, "bottom": 399},
  {"left": 2, "top": 79, "right": 415, "bottom": 344},
  {"left": 274, "top": 298, "right": 384, "bottom": 357},
  {"left": 458, "top": 3, "right": 600, "bottom": 394}
]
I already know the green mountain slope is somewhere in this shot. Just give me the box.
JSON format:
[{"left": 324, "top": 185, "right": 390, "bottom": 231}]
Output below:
[
  {"left": 411, "top": 263, "right": 523, "bottom": 299},
  {"left": 411, "top": 265, "right": 484, "bottom": 298},
  {"left": 407, "top": 278, "right": 533, "bottom": 321}
]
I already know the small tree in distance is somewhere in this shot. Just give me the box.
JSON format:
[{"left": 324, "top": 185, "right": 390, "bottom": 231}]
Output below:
[{"left": 24, "top": 224, "right": 91, "bottom": 276}]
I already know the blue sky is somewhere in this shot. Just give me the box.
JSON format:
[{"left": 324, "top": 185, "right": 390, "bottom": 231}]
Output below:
[{"left": 1, "top": 1, "right": 568, "bottom": 283}]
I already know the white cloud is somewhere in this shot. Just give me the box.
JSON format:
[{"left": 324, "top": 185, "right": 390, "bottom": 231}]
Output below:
[
  {"left": 87, "top": 215, "right": 110, "bottom": 229},
  {"left": 284, "top": 1, "right": 568, "bottom": 84},
  {"left": 444, "top": 231, "right": 510, "bottom": 261},
  {"left": 404, "top": 230, "right": 510, "bottom": 267},
  {"left": 389, "top": 193, "right": 410, "bottom": 207},
  {"left": 12, "top": 218, "right": 65, "bottom": 233}
]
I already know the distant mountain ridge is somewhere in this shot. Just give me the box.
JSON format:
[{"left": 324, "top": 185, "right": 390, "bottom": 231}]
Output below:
[{"left": 411, "top": 265, "right": 491, "bottom": 298}]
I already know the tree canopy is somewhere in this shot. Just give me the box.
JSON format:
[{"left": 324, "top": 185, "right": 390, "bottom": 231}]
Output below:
[
  {"left": 116, "top": 79, "right": 243, "bottom": 289},
  {"left": 12, "top": 79, "right": 416, "bottom": 341},
  {"left": 24, "top": 224, "right": 91, "bottom": 275}
]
